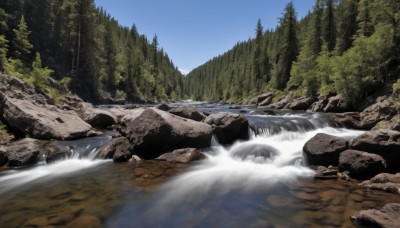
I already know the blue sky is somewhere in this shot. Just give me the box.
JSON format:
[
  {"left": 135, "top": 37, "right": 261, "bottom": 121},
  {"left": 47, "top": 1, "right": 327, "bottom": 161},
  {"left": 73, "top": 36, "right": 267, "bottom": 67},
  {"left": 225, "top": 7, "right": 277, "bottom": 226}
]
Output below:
[{"left": 94, "top": 0, "right": 314, "bottom": 74}]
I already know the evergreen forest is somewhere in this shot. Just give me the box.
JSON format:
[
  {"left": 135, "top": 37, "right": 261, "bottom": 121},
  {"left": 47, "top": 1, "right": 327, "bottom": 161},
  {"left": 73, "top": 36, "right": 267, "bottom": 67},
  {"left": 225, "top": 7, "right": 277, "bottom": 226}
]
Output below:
[
  {"left": 0, "top": 0, "right": 184, "bottom": 103},
  {"left": 185, "top": 0, "right": 400, "bottom": 108}
]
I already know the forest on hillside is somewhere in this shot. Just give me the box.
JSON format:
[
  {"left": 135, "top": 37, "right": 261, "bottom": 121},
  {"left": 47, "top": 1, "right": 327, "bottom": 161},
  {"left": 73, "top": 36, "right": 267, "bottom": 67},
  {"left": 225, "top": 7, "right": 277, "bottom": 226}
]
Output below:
[
  {"left": 185, "top": 0, "right": 400, "bottom": 108},
  {"left": 0, "top": 0, "right": 184, "bottom": 103}
]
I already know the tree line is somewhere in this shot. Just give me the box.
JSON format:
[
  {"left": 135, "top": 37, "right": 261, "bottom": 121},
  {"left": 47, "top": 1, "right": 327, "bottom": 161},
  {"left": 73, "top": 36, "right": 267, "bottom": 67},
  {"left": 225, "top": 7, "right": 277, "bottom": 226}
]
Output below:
[
  {"left": 184, "top": 0, "right": 400, "bottom": 108},
  {"left": 0, "top": 0, "right": 184, "bottom": 103}
]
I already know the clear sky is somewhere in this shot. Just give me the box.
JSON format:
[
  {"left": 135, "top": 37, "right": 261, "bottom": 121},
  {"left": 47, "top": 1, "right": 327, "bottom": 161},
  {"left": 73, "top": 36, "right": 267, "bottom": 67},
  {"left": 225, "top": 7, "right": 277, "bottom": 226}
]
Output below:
[{"left": 94, "top": 0, "right": 314, "bottom": 75}]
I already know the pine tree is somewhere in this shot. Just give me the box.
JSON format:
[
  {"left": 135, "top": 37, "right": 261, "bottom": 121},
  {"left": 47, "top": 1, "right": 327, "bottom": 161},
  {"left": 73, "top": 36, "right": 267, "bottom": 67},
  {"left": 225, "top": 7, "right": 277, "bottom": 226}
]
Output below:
[
  {"left": 336, "top": 0, "right": 358, "bottom": 55},
  {"left": 253, "top": 19, "right": 263, "bottom": 90},
  {"left": 357, "top": 0, "right": 374, "bottom": 37},
  {"left": 0, "top": 35, "right": 9, "bottom": 71},
  {"left": 272, "top": 1, "right": 298, "bottom": 90},
  {"left": 12, "top": 16, "right": 33, "bottom": 61},
  {"left": 322, "top": 0, "right": 337, "bottom": 52}
]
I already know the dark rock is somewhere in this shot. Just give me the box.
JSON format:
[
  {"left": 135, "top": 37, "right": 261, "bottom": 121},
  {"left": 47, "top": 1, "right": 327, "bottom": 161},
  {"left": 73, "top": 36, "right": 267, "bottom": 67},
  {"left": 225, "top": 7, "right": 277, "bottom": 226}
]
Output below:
[
  {"left": 204, "top": 112, "right": 249, "bottom": 144},
  {"left": 169, "top": 105, "right": 207, "bottom": 121},
  {"left": 82, "top": 108, "right": 117, "bottom": 129},
  {"left": 288, "top": 97, "right": 318, "bottom": 111},
  {"left": 156, "top": 148, "right": 206, "bottom": 163},
  {"left": 265, "top": 96, "right": 289, "bottom": 110},
  {"left": 97, "top": 137, "right": 132, "bottom": 162},
  {"left": 3, "top": 138, "right": 43, "bottom": 167},
  {"left": 338, "top": 150, "right": 386, "bottom": 179},
  {"left": 230, "top": 143, "right": 278, "bottom": 162},
  {"left": 258, "top": 96, "right": 274, "bottom": 107},
  {"left": 372, "top": 114, "right": 400, "bottom": 131},
  {"left": 359, "top": 97, "right": 397, "bottom": 129},
  {"left": 351, "top": 203, "right": 400, "bottom": 228},
  {"left": 308, "top": 96, "right": 328, "bottom": 112},
  {"left": 123, "top": 109, "right": 212, "bottom": 159},
  {"left": 119, "top": 108, "right": 146, "bottom": 127},
  {"left": 351, "top": 130, "right": 400, "bottom": 172},
  {"left": 359, "top": 173, "right": 400, "bottom": 194},
  {"left": 157, "top": 103, "right": 171, "bottom": 111},
  {"left": 42, "top": 143, "right": 72, "bottom": 163},
  {"left": 303, "top": 133, "right": 349, "bottom": 166},
  {"left": 0, "top": 93, "right": 92, "bottom": 140},
  {"left": 0, "top": 147, "right": 8, "bottom": 166},
  {"left": 335, "top": 112, "right": 361, "bottom": 129},
  {"left": 323, "top": 95, "right": 346, "bottom": 113},
  {"left": 248, "top": 92, "right": 275, "bottom": 106}
]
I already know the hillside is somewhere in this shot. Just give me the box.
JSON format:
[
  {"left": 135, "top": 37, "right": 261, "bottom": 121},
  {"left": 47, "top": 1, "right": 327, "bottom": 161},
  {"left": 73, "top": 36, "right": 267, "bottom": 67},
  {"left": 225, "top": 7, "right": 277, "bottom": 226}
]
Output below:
[
  {"left": 184, "top": 0, "right": 400, "bottom": 109},
  {"left": 0, "top": 0, "right": 184, "bottom": 103}
]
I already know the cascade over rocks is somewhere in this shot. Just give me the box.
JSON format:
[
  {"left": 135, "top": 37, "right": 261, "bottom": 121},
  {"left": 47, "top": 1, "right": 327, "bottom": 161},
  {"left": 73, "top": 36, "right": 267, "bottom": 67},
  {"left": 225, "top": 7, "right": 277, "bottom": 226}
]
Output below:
[
  {"left": 204, "top": 112, "right": 249, "bottom": 144},
  {"left": 351, "top": 203, "right": 400, "bottom": 228},
  {"left": 338, "top": 150, "right": 386, "bottom": 180},
  {"left": 303, "top": 133, "right": 349, "bottom": 166},
  {"left": 350, "top": 130, "right": 400, "bottom": 172},
  {"left": 156, "top": 148, "right": 206, "bottom": 163},
  {"left": 169, "top": 105, "right": 207, "bottom": 121},
  {"left": 123, "top": 108, "right": 212, "bottom": 159}
]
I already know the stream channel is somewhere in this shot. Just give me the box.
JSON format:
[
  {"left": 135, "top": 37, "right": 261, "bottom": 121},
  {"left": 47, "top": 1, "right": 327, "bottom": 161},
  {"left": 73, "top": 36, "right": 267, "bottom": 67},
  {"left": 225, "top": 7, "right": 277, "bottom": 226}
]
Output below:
[{"left": 0, "top": 103, "right": 399, "bottom": 227}]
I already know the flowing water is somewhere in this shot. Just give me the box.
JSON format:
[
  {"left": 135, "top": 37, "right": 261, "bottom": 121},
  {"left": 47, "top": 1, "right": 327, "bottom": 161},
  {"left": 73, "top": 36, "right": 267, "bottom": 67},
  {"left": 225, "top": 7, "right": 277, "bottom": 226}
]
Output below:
[{"left": 0, "top": 105, "right": 399, "bottom": 227}]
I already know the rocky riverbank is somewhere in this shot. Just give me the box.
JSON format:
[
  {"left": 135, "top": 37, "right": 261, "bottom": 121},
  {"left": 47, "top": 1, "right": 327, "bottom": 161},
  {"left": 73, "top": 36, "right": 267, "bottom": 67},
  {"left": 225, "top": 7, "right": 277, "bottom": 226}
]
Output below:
[{"left": 2, "top": 72, "right": 400, "bottom": 226}]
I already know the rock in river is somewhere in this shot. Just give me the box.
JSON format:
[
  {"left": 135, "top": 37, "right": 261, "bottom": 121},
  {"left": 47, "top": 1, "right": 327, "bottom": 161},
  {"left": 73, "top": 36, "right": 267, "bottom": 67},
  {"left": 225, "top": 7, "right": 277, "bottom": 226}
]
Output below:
[
  {"left": 359, "top": 173, "right": 400, "bottom": 194},
  {"left": 0, "top": 93, "right": 92, "bottom": 140},
  {"left": 169, "top": 105, "right": 207, "bottom": 121},
  {"left": 338, "top": 150, "right": 386, "bottom": 180},
  {"left": 156, "top": 148, "right": 206, "bottom": 163},
  {"left": 351, "top": 203, "right": 400, "bottom": 228},
  {"left": 123, "top": 109, "right": 213, "bottom": 159},
  {"left": 204, "top": 112, "right": 249, "bottom": 144},
  {"left": 97, "top": 137, "right": 132, "bottom": 162},
  {"left": 303, "top": 133, "right": 349, "bottom": 166}
]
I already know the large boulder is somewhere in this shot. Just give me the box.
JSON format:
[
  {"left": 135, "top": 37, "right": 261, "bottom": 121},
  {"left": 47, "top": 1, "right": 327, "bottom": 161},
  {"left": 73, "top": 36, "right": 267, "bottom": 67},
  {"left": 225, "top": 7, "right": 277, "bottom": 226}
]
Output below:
[
  {"left": 81, "top": 108, "right": 117, "bottom": 129},
  {"left": 373, "top": 115, "right": 400, "bottom": 131},
  {"left": 0, "top": 94, "right": 92, "bottom": 140},
  {"left": 351, "top": 203, "right": 400, "bottom": 228},
  {"left": 119, "top": 108, "right": 146, "bottom": 127},
  {"left": 358, "top": 96, "right": 397, "bottom": 129},
  {"left": 265, "top": 96, "right": 289, "bottom": 110},
  {"left": 248, "top": 92, "right": 275, "bottom": 106},
  {"left": 0, "top": 138, "right": 72, "bottom": 167},
  {"left": 156, "top": 148, "right": 206, "bottom": 163},
  {"left": 123, "top": 109, "right": 213, "bottom": 159},
  {"left": 323, "top": 95, "right": 346, "bottom": 113},
  {"left": 359, "top": 173, "right": 400, "bottom": 194},
  {"left": 97, "top": 137, "right": 132, "bottom": 162},
  {"left": 351, "top": 130, "right": 400, "bottom": 172},
  {"left": 169, "top": 105, "right": 207, "bottom": 121},
  {"left": 288, "top": 97, "right": 318, "bottom": 111},
  {"left": 335, "top": 112, "right": 361, "bottom": 129},
  {"left": 338, "top": 150, "right": 386, "bottom": 179},
  {"left": 204, "top": 113, "right": 249, "bottom": 144},
  {"left": 157, "top": 103, "right": 171, "bottom": 111},
  {"left": 303, "top": 133, "right": 349, "bottom": 166}
]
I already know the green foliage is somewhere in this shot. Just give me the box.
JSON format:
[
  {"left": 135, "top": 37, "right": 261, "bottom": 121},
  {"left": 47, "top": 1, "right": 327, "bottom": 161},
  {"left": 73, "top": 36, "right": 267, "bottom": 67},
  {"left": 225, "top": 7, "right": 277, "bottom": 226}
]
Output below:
[
  {"left": 115, "top": 90, "right": 126, "bottom": 100},
  {"left": 0, "top": 35, "right": 8, "bottom": 71},
  {"left": 12, "top": 16, "right": 33, "bottom": 60},
  {"left": 4, "top": 58, "right": 26, "bottom": 78},
  {"left": 30, "top": 53, "right": 53, "bottom": 90}
]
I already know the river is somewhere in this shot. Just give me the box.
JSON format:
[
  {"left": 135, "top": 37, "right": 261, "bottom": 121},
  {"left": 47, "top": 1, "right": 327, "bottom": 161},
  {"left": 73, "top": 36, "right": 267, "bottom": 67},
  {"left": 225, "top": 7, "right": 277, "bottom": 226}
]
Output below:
[{"left": 0, "top": 103, "right": 399, "bottom": 227}]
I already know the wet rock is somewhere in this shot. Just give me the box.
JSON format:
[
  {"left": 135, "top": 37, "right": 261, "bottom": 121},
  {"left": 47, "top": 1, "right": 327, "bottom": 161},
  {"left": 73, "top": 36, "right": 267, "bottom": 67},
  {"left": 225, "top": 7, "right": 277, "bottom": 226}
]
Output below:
[
  {"left": 0, "top": 147, "right": 8, "bottom": 166},
  {"left": 23, "top": 206, "right": 84, "bottom": 227},
  {"left": 359, "top": 96, "right": 397, "bottom": 129},
  {"left": 351, "top": 203, "right": 400, "bottom": 228},
  {"left": 248, "top": 92, "right": 275, "bottom": 106},
  {"left": 157, "top": 103, "right": 171, "bottom": 111},
  {"left": 350, "top": 130, "right": 400, "bottom": 172},
  {"left": 67, "top": 216, "right": 102, "bottom": 228},
  {"left": 204, "top": 112, "right": 249, "bottom": 144},
  {"left": 98, "top": 137, "right": 132, "bottom": 162},
  {"left": 123, "top": 109, "right": 212, "bottom": 159},
  {"left": 0, "top": 93, "right": 92, "bottom": 140},
  {"left": 3, "top": 138, "right": 43, "bottom": 167},
  {"left": 156, "top": 148, "right": 206, "bottom": 163},
  {"left": 335, "top": 112, "right": 361, "bottom": 129},
  {"left": 373, "top": 114, "right": 400, "bottom": 131},
  {"left": 119, "top": 108, "right": 146, "bottom": 127},
  {"left": 288, "top": 97, "right": 318, "bottom": 111},
  {"left": 169, "top": 105, "right": 207, "bottom": 121},
  {"left": 314, "top": 166, "right": 339, "bottom": 180},
  {"left": 323, "top": 95, "right": 346, "bottom": 113},
  {"left": 359, "top": 173, "right": 400, "bottom": 194},
  {"left": 258, "top": 96, "right": 274, "bottom": 107},
  {"left": 230, "top": 143, "right": 278, "bottom": 162},
  {"left": 338, "top": 150, "right": 386, "bottom": 180},
  {"left": 303, "top": 133, "right": 349, "bottom": 166},
  {"left": 42, "top": 143, "right": 72, "bottom": 163}
]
